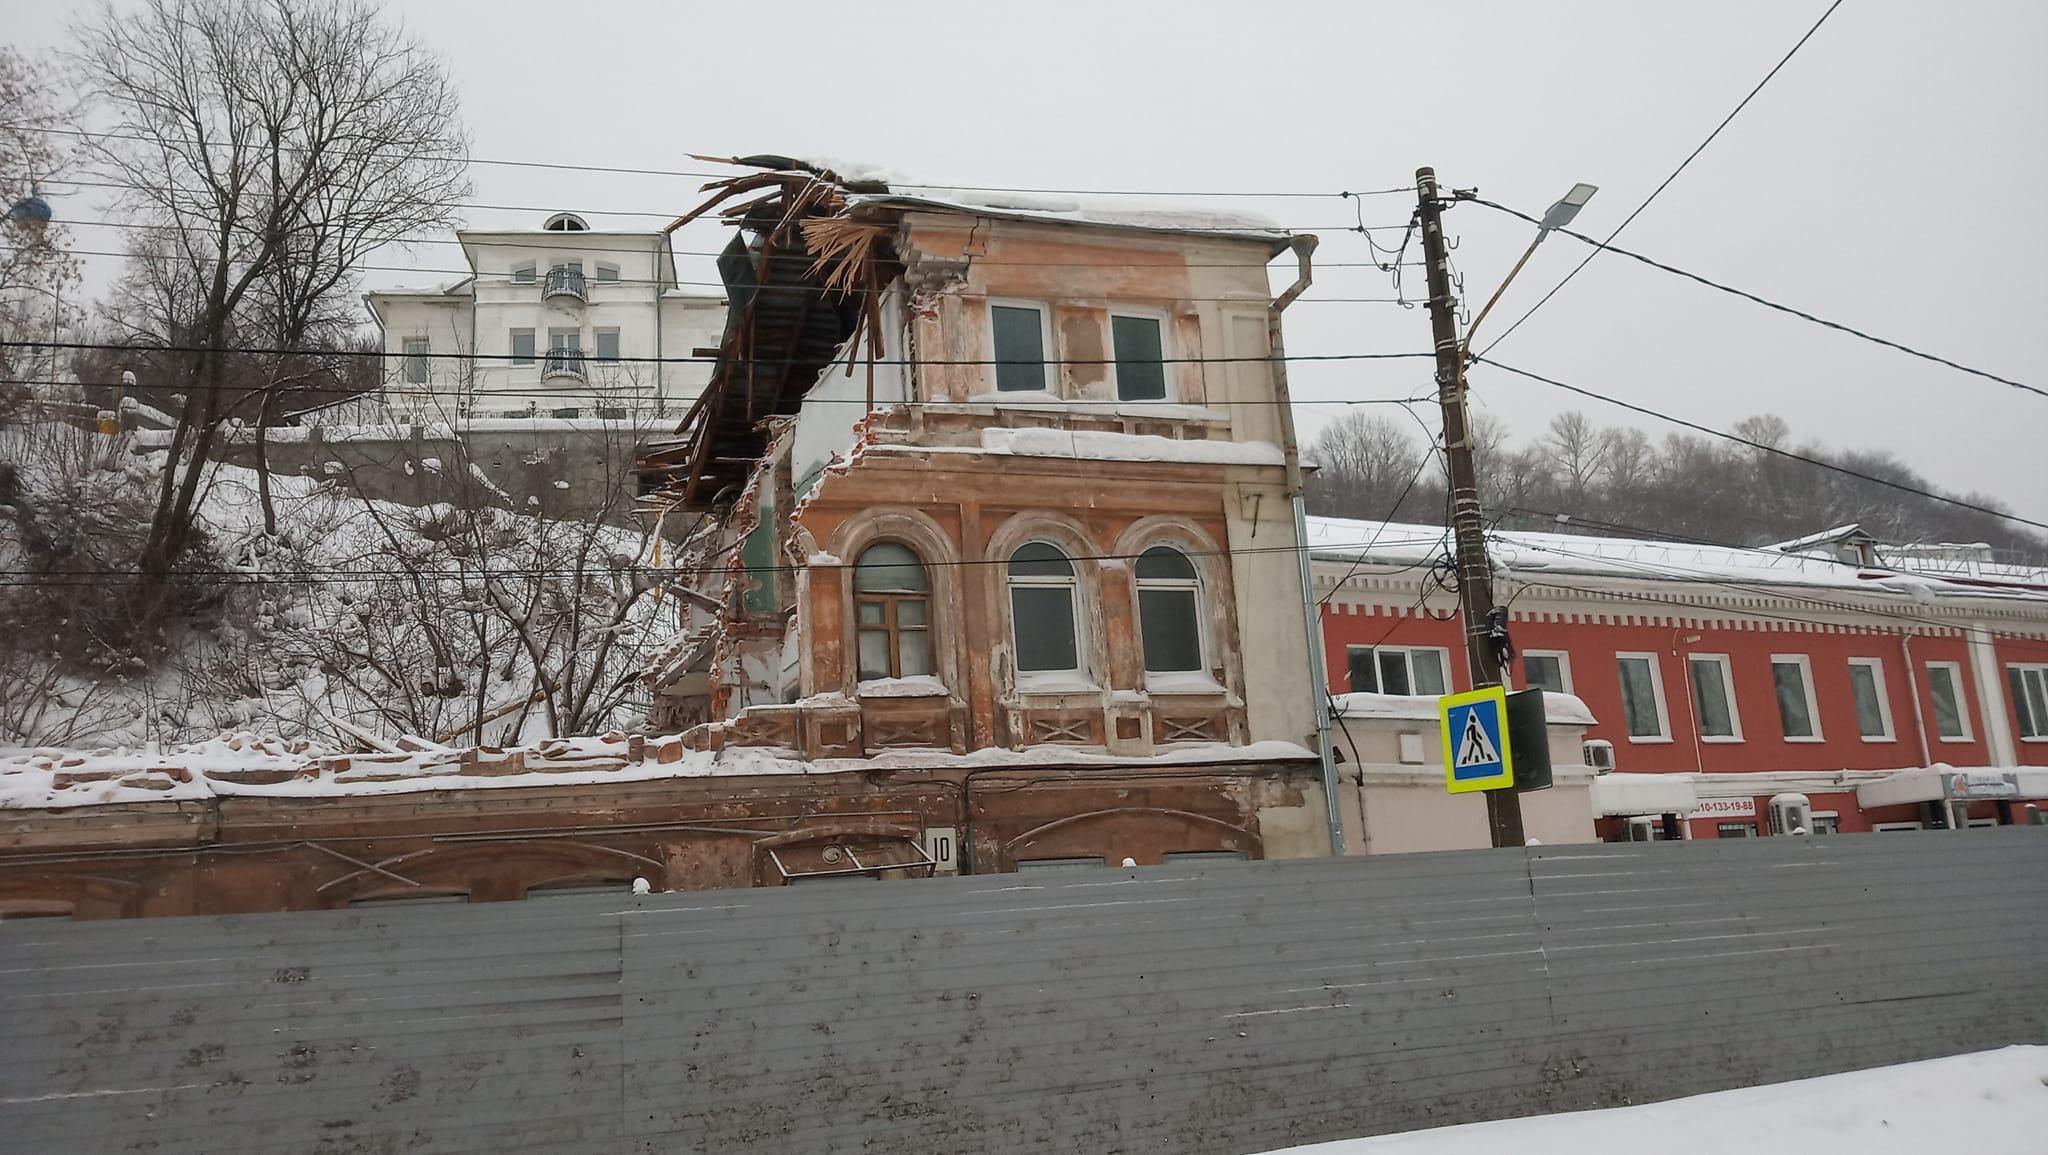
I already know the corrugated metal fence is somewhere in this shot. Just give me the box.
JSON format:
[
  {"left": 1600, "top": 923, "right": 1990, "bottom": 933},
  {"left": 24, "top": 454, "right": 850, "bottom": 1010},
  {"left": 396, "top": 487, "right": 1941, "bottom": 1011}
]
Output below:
[{"left": 4, "top": 833, "right": 2044, "bottom": 1154}]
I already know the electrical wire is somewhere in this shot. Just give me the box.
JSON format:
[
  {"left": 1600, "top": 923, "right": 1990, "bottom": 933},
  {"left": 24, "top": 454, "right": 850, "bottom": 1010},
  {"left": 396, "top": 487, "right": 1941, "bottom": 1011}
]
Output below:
[
  {"left": 1469, "top": 200, "right": 2045, "bottom": 401},
  {"left": 1, "top": 337, "right": 1435, "bottom": 370},
  {"left": 7, "top": 122, "right": 1414, "bottom": 199},
  {"left": 1473, "top": 0, "right": 1847, "bottom": 356},
  {"left": 1471, "top": 356, "right": 2048, "bottom": 533}
]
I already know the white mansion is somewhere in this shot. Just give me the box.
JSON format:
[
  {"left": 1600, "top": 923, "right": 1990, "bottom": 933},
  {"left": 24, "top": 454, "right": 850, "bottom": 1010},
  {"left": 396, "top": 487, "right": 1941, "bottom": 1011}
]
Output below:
[{"left": 365, "top": 212, "right": 724, "bottom": 417}]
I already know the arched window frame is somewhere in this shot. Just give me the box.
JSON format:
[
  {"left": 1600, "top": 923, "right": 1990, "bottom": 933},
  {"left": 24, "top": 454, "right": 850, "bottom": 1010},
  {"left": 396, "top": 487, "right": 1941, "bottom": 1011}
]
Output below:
[
  {"left": 852, "top": 541, "right": 933, "bottom": 681},
  {"left": 1133, "top": 544, "right": 1210, "bottom": 682},
  {"left": 1007, "top": 540, "right": 1088, "bottom": 687},
  {"left": 823, "top": 509, "right": 962, "bottom": 698}
]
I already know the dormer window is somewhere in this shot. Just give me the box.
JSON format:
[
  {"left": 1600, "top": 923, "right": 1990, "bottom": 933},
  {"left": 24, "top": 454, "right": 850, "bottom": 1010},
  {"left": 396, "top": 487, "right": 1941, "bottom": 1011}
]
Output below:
[{"left": 542, "top": 212, "right": 590, "bottom": 231}]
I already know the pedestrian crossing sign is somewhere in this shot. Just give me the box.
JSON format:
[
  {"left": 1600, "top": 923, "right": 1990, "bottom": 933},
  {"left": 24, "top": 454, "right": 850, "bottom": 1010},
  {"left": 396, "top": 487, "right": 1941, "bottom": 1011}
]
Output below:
[{"left": 1438, "top": 686, "right": 1514, "bottom": 794}]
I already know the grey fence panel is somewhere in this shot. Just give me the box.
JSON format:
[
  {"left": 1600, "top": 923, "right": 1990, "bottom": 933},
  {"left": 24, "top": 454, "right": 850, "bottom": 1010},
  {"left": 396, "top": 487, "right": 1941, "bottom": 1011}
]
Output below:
[{"left": 4, "top": 834, "right": 2044, "bottom": 1155}]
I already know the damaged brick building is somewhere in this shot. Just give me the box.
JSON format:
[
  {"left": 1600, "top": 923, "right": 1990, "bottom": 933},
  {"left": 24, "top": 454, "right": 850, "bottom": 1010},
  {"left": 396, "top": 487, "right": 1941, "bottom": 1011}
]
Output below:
[{"left": 0, "top": 159, "right": 1342, "bottom": 917}]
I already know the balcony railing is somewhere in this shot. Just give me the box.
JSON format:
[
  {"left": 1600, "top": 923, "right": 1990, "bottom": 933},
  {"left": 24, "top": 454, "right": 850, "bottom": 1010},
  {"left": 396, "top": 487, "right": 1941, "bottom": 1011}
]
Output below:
[
  {"left": 542, "top": 265, "right": 587, "bottom": 303},
  {"left": 541, "top": 348, "right": 586, "bottom": 381}
]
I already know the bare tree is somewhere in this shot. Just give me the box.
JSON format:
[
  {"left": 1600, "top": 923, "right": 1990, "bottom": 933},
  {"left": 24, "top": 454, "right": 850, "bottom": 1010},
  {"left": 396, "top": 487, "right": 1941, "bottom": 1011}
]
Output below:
[
  {"left": 1305, "top": 411, "right": 1437, "bottom": 520},
  {"left": 73, "top": 0, "right": 469, "bottom": 629},
  {"left": 1543, "top": 411, "right": 1607, "bottom": 510},
  {"left": 0, "top": 49, "right": 83, "bottom": 405}
]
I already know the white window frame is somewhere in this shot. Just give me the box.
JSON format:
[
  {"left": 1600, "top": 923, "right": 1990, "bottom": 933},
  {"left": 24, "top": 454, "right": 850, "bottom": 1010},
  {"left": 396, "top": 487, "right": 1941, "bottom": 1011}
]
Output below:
[
  {"left": 1846, "top": 657, "right": 1896, "bottom": 742},
  {"left": 986, "top": 298, "right": 1056, "bottom": 397},
  {"left": 1107, "top": 306, "right": 1173, "bottom": 403},
  {"left": 1770, "top": 654, "right": 1825, "bottom": 743},
  {"left": 400, "top": 337, "right": 430, "bottom": 384},
  {"left": 1520, "top": 650, "right": 1573, "bottom": 695},
  {"left": 1810, "top": 811, "right": 1842, "bottom": 835},
  {"left": 1344, "top": 644, "right": 1451, "bottom": 697},
  {"left": 2010, "top": 663, "right": 2048, "bottom": 742},
  {"left": 1924, "top": 660, "right": 1972, "bottom": 742},
  {"left": 1614, "top": 652, "right": 1672, "bottom": 743},
  {"left": 547, "top": 327, "right": 581, "bottom": 352},
  {"left": 512, "top": 261, "right": 537, "bottom": 284},
  {"left": 593, "top": 327, "right": 622, "bottom": 362},
  {"left": 594, "top": 262, "right": 620, "bottom": 284},
  {"left": 1008, "top": 542, "right": 1088, "bottom": 688},
  {"left": 1686, "top": 653, "right": 1743, "bottom": 743},
  {"left": 548, "top": 258, "right": 585, "bottom": 274},
  {"left": 509, "top": 327, "right": 536, "bottom": 366},
  {"left": 1134, "top": 545, "right": 1209, "bottom": 682}
]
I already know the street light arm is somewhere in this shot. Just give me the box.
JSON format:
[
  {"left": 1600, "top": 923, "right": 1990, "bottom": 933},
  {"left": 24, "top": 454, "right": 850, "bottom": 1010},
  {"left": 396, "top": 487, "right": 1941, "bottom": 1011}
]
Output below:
[{"left": 1457, "top": 230, "right": 1546, "bottom": 374}]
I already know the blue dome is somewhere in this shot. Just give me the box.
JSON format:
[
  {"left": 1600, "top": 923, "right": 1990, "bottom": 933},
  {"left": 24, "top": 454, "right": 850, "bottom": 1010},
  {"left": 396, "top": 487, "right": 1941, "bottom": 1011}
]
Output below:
[{"left": 6, "top": 194, "right": 52, "bottom": 224}]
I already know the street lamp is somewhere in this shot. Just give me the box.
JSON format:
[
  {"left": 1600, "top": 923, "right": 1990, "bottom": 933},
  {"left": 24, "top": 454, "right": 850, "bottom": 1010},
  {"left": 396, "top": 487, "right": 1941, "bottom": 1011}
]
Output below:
[{"left": 1458, "top": 182, "right": 1598, "bottom": 371}]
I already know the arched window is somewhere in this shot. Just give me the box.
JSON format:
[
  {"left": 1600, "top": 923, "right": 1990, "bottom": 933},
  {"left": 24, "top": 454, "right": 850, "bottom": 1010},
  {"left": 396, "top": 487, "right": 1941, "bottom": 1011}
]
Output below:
[
  {"left": 854, "top": 543, "right": 931, "bottom": 680},
  {"left": 1008, "top": 542, "right": 1081, "bottom": 676},
  {"left": 1135, "top": 546, "right": 1203, "bottom": 674}
]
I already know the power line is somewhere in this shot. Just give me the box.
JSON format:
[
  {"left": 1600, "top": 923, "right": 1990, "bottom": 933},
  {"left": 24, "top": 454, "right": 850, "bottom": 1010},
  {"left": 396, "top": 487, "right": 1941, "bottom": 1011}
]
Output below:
[
  {"left": 1, "top": 376, "right": 1441, "bottom": 409},
  {"left": 9, "top": 122, "right": 1414, "bottom": 199},
  {"left": 1472, "top": 0, "right": 1846, "bottom": 356},
  {"left": 6, "top": 239, "right": 1427, "bottom": 273},
  {"left": 1473, "top": 356, "right": 2048, "bottom": 533},
  {"left": 2, "top": 337, "right": 1438, "bottom": 370},
  {"left": 1469, "top": 199, "right": 2046, "bottom": 401}
]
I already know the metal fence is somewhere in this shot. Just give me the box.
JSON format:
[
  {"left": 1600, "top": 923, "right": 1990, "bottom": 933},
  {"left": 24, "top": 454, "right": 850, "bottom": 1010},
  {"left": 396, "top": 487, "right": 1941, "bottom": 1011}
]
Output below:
[{"left": 4, "top": 832, "right": 2044, "bottom": 1154}]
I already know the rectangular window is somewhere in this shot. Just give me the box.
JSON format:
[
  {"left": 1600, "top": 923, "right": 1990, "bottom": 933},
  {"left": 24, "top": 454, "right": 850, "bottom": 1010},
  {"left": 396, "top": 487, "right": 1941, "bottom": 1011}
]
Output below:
[
  {"left": 512, "top": 262, "right": 536, "bottom": 284},
  {"left": 1926, "top": 661, "right": 1970, "bottom": 741},
  {"left": 1346, "top": 646, "right": 1448, "bottom": 696},
  {"left": 1847, "top": 658, "right": 1895, "bottom": 741},
  {"left": 510, "top": 329, "right": 535, "bottom": 365},
  {"left": 1717, "top": 822, "right": 1755, "bottom": 838},
  {"left": 594, "top": 262, "right": 620, "bottom": 283},
  {"left": 1137, "top": 588, "right": 1202, "bottom": 673},
  {"left": 401, "top": 337, "right": 429, "bottom": 384},
  {"left": 2011, "top": 664, "right": 2048, "bottom": 740},
  {"left": 1110, "top": 312, "right": 1167, "bottom": 401},
  {"left": 594, "top": 329, "right": 621, "bottom": 361},
  {"left": 548, "top": 328, "right": 581, "bottom": 352},
  {"left": 1521, "top": 651, "right": 1571, "bottom": 694},
  {"left": 1688, "top": 654, "right": 1741, "bottom": 741},
  {"left": 990, "top": 302, "right": 1049, "bottom": 393},
  {"left": 1811, "top": 813, "right": 1841, "bottom": 835},
  {"left": 1772, "top": 655, "right": 1822, "bottom": 740},
  {"left": 1615, "top": 653, "right": 1670, "bottom": 741}
]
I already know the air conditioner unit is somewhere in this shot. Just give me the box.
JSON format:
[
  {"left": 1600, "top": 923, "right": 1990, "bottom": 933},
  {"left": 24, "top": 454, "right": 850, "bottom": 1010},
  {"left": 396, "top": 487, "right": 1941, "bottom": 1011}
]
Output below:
[
  {"left": 1583, "top": 739, "right": 1615, "bottom": 774},
  {"left": 1623, "top": 816, "right": 1659, "bottom": 842},
  {"left": 1768, "top": 793, "right": 1813, "bottom": 836}
]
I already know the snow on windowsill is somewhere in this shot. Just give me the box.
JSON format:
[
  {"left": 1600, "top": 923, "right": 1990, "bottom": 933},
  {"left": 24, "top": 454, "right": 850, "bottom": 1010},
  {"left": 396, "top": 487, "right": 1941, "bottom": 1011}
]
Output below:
[
  {"left": 1142, "top": 672, "right": 1228, "bottom": 695},
  {"left": 854, "top": 675, "right": 948, "bottom": 699},
  {"left": 1014, "top": 676, "right": 1102, "bottom": 696},
  {"left": 979, "top": 427, "right": 1283, "bottom": 467}
]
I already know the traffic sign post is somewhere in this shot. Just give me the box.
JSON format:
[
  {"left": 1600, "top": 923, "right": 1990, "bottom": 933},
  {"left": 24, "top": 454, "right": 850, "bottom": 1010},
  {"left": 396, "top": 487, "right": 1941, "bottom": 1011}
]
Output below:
[{"left": 1439, "top": 686, "right": 1515, "bottom": 794}]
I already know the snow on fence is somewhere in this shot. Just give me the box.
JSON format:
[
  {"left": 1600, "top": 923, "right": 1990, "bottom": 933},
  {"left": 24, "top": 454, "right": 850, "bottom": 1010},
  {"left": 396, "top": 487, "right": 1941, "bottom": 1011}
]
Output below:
[{"left": 2, "top": 834, "right": 2044, "bottom": 1154}]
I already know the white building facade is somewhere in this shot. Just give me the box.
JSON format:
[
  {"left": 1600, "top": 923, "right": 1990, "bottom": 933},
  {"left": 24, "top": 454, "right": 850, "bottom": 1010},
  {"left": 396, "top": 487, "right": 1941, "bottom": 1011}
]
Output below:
[{"left": 365, "top": 212, "right": 725, "bottom": 417}]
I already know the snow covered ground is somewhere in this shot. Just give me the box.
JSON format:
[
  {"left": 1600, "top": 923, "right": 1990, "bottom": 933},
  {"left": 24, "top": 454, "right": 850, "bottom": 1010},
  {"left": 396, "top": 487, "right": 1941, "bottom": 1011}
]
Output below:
[{"left": 1256, "top": 1046, "right": 2048, "bottom": 1154}]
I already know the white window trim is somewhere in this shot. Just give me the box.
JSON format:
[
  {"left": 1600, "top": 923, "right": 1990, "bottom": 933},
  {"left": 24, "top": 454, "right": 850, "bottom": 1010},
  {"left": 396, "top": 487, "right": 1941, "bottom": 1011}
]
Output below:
[
  {"left": 1009, "top": 543, "right": 1089, "bottom": 689},
  {"left": 594, "top": 262, "right": 620, "bottom": 283},
  {"left": 510, "top": 327, "right": 536, "bottom": 366},
  {"left": 1346, "top": 644, "right": 1452, "bottom": 697},
  {"left": 1135, "top": 547, "right": 1211, "bottom": 685},
  {"left": 1771, "top": 654, "right": 1825, "bottom": 743},
  {"left": 1687, "top": 653, "right": 1743, "bottom": 743},
  {"left": 1924, "top": 660, "right": 1973, "bottom": 742},
  {"left": 594, "top": 327, "right": 622, "bottom": 361},
  {"left": 1521, "top": 649, "right": 1573, "bottom": 694},
  {"left": 1107, "top": 306, "right": 1174, "bottom": 403},
  {"left": 1615, "top": 651, "right": 1672, "bottom": 743},
  {"left": 512, "top": 261, "right": 537, "bottom": 284},
  {"left": 986, "top": 298, "right": 1057, "bottom": 398},
  {"left": 2011, "top": 663, "right": 2048, "bottom": 742},
  {"left": 1846, "top": 657, "right": 1896, "bottom": 742}
]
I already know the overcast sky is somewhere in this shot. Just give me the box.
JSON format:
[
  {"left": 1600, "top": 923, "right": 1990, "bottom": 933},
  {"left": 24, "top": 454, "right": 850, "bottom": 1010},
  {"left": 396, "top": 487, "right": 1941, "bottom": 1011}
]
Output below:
[{"left": 16, "top": 0, "right": 2046, "bottom": 519}]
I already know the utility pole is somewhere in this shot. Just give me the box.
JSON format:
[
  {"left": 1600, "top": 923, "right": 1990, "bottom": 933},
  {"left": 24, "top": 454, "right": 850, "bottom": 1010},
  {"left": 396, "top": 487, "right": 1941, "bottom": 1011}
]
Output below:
[{"left": 1415, "top": 167, "right": 1524, "bottom": 849}]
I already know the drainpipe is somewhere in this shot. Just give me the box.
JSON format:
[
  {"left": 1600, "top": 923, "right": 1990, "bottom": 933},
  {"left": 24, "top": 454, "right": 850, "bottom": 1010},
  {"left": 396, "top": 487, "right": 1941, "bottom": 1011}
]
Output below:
[
  {"left": 1269, "top": 234, "right": 1345, "bottom": 856},
  {"left": 1901, "top": 633, "right": 1931, "bottom": 768}
]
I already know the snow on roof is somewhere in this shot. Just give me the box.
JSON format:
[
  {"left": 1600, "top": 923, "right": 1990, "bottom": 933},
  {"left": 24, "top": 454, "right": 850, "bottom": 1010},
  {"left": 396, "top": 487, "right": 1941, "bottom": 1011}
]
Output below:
[
  {"left": 866, "top": 428, "right": 1285, "bottom": 467},
  {"left": 1333, "top": 691, "right": 1597, "bottom": 726},
  {"left": 0, "top": 735, "right": 1317, "bottom": 811},
  {"left": 847, "top": 189, "right": 1288, "bottom": 243},
  {"left": 1306, "top": 516, "right": 2048, "bottom": 603}
]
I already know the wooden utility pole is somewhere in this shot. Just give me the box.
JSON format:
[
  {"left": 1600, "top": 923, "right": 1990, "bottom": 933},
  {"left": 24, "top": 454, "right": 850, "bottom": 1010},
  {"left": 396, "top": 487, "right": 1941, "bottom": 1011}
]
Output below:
[{"left": 1415, "top": 167, "right": 1525, "bottom": 849}]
